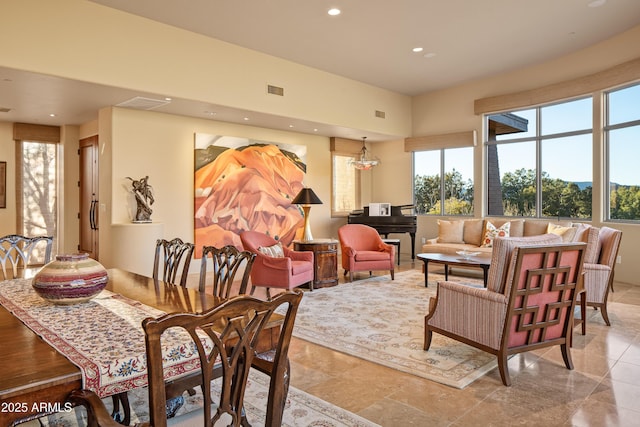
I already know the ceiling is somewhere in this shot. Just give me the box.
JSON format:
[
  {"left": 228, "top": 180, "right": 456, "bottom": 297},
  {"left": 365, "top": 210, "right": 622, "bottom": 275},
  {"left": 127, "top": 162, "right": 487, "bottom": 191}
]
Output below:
[{"left": 2, "top": 0, "right": 640, "bottom": 139}]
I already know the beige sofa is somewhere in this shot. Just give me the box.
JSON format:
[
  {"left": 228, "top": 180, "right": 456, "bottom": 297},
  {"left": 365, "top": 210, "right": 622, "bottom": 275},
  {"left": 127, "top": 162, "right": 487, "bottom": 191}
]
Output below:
[{"left": 421, "top": 218, "right": 576, "bottom": 255}]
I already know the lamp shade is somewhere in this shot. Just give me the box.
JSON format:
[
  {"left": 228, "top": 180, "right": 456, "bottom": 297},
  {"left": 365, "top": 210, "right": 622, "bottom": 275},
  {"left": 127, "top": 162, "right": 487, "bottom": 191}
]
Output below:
[{"left": 292, "top": 188, "right": 323, "bottom": 205}]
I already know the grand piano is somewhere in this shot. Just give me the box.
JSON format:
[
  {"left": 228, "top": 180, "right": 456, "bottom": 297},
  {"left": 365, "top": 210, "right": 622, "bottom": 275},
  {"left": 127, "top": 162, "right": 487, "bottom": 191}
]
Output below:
[{"left": 347, "top": 204, "right": 417, "bottom": 259}]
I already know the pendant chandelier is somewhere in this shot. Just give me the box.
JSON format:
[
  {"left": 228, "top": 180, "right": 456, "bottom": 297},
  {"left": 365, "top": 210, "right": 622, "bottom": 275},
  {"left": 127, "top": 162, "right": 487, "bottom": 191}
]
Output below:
[{"left": 350, "top": 137, "right": 379, "bottom": 170}]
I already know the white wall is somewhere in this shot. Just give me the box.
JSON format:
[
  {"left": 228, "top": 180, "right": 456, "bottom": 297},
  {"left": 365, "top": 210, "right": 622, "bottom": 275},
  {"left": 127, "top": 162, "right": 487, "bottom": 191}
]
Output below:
[
  {"left": 100, "top": 107, "right": 340, "bottom": 275},
  {"left": 1, "top": 0, "right": 411, "bottom": 140}
]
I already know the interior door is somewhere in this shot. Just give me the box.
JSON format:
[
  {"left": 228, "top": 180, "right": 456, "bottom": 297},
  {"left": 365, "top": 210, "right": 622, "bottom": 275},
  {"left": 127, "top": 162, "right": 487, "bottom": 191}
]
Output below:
[{"left": 79, "top": 135, "right": 99, "bottom": 259}]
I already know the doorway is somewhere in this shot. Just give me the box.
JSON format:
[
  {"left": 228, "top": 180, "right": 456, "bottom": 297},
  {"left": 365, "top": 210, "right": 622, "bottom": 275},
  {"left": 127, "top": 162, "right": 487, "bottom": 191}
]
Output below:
[{"left": 79, "top": 135, "right": 99, "bottom": 259}]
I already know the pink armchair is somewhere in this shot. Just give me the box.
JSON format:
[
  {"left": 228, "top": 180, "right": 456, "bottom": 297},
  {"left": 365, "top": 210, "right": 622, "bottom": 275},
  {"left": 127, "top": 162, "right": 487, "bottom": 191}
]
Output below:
[
  {"left": 424, "top": 234, "right": 586, "bottom": 386},
  {"left": 240, "top": 231, "right": 314, "bottom": 298},
  {"left": 580, "top": 226, "right": 622, "bottom": 326},
  {"left": 338, "top": 224, "right": 395, "bottom": 282}
]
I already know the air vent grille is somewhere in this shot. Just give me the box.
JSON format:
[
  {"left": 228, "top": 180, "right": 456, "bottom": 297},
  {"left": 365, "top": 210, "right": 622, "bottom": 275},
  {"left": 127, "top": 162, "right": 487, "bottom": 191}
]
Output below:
[
  {"left": 267, "top": 85, "right": 284, "bottom": 96},
  {"left": 375, "top": 110, "right": 386, "bottom": 119},
  {"left": 116, "top": 96, "right": 170, "bottom": 110}
]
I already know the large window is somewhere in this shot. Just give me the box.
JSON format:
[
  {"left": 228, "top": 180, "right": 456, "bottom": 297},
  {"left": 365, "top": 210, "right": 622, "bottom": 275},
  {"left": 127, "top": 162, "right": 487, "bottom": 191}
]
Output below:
[
  {"left": 606, "top": 83, "right": 640, "bottom": 221},
  {"left": 331, "top": 152, "right": 360, "bottom": 216},
  {"left": 18, "top": 141, "right": 59, "bottom": 239},
  {"left": 485, "top": 97, "right": 593, "bottom": 219},
  {"left": 413, "top": 147, "right": 473, "bottom": 215}
]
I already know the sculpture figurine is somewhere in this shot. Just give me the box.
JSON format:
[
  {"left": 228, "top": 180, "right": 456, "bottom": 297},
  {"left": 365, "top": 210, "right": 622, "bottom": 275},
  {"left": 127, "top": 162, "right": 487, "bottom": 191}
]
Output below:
[{"left": 127, "top": 176, "right": 154, "bottom": 223}]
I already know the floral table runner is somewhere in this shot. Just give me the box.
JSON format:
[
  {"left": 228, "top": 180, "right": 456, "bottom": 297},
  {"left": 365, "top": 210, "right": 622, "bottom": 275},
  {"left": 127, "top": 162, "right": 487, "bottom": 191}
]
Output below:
[{"left": 0, "top": 278, "right": 208, "bottom": 398}]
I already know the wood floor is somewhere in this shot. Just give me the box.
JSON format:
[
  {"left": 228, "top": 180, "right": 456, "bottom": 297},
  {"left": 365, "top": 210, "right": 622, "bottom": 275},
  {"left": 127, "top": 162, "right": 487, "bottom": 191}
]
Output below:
[{"left": 284, "top": 257, "right": 640, "bottom": 427}]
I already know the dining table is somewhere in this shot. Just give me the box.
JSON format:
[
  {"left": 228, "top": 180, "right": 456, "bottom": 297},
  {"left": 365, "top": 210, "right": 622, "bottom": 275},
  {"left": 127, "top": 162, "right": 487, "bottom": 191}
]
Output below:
[{"left": 0, "top": 268, "right": 282, "bottom": 426}]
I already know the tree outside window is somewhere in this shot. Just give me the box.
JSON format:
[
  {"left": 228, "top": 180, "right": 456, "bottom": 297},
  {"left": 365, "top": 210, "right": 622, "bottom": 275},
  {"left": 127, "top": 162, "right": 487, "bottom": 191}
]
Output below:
[
  {"left": 413, "top": 147, "right": 473, "bottom": 215},
  {"left": 19, "top": 141, "right": 58, "bottom": 239}
]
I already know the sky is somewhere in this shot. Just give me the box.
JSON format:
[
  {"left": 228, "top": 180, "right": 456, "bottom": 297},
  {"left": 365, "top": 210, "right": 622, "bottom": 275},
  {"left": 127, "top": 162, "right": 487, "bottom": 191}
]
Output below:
[{"left": 414, "top": 85, "right": 639, "bottom": 187}]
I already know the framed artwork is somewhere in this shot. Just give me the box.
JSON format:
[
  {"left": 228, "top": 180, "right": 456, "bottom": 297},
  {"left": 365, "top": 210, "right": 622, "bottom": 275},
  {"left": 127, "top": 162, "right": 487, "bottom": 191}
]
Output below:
[
  {"left": 194, "top": 134, "right": 307, "bottom": 257},
  {"left": 0, "top": 161, "right": 5, "bottom": 209}
]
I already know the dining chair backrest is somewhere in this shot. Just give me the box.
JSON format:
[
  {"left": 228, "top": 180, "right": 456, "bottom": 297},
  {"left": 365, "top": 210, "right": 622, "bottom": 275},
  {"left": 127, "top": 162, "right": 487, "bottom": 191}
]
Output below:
[
  {"left": 198, "top": 245, "right": 256, "bottom": 297},
  {"left": 0, "top": 234, "right": 53, "bottom": 280},
  {"left": 152, "top": 238, "right": 195, "bottom": 287},
  {"left": 69, "top": 290, "right": 303, "bottom": 427}
]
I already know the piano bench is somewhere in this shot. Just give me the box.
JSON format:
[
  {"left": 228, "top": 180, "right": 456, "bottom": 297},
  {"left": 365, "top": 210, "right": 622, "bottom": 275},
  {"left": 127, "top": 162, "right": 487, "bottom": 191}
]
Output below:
[{"left": 381, "top": 238, "right": 400, "bottom": 266}]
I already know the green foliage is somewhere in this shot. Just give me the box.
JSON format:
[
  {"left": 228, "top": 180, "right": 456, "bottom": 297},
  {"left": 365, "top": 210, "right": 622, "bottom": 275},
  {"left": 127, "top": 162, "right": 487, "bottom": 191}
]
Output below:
[
  {"left": 414, "top": 169, "right": 473, "bottom": 215},
  {"left": 414, "top": 166, "right": 605, "bottom": 219},
  {"left": 610, "top": 185, "right": 640, "bottom": 219}
]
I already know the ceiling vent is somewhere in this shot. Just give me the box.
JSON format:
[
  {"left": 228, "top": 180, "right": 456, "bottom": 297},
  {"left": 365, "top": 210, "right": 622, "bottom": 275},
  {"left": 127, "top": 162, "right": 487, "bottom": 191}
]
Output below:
[
  {"left": 115, "top": 96, "right": 170, "bottom": 110},
  {"left": 0, "top": 107, "right": 11, "bottom": 113},
  {"left": 267, "top": 84, "right": 284, "bottom": 96},
  {"left": 375, "top": 110, "right": 386, "bottom": 119}
]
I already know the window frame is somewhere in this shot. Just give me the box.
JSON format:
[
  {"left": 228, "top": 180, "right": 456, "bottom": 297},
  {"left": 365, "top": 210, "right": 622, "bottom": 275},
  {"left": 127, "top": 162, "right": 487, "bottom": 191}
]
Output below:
[
  {"left": 604, "top": 81, "right": 640, "bottom": 222},
  {"left": 412, "top": 146, "right": 474, "bottom": 216},
  {"left": 330, "top": 150, "right": 361, "bottom": 217},
  {"left": 15, "top": 139, "right": 61, "bottom": 242},
  {"left": 484, "top": 96, "right": 594, "bottom": 220}
]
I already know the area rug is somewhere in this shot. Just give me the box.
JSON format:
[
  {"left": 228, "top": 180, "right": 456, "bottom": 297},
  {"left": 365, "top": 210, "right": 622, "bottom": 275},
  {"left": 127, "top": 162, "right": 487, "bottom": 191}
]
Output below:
[
  {"left": 35, "top": 370, "right": 379, "bottom": 427},
  {"left": 291, "top": 269, "right": 496, "bottom": 389}
]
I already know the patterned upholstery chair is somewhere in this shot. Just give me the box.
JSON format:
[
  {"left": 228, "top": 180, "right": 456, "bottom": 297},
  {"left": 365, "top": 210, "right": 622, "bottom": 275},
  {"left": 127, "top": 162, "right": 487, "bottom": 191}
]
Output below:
[
  {"left": 424, "top": 234, "right": 586, "bottom": 386},
  {"left": 240, "top": 231, "right": 314, "bottom": 299},
  {"left": 577, "top": 225, "right": 622, "bottom": 326},
  {"left": 338, "top": 224, "right": 395, "bottom": 282}
]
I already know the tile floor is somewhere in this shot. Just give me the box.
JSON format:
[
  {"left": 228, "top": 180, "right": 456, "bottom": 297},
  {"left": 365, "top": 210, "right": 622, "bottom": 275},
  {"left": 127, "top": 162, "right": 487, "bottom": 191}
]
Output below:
[{"left": 284, "top": 259, "right": 640, "bottom": 427}]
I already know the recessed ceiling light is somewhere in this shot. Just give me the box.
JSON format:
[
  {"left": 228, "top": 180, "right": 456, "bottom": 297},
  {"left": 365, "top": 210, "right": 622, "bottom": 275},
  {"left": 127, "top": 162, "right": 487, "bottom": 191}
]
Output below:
[
  {"left": 328, "top": 8, "right": 341, "bottom": 16},
  {"left": 588, "top": 0, "right": 606, "bottom": 7},
  {"left": 289, "top": 124, "right": 294, "bottom": 128},
  {"left": 412, "top": 47, "right": 424, "bottom": 53},
  {"left": 164, "top": 97, "right": 172, "bottom": 101},
  {"left": 49, "top": 113, "right": 56, "bottom": 117},
  {"left": 243, "top": 117, "right": 249, "bottom": 121},
  {"left": 423, "top": 52, "right": 437, "bottom": 59}
]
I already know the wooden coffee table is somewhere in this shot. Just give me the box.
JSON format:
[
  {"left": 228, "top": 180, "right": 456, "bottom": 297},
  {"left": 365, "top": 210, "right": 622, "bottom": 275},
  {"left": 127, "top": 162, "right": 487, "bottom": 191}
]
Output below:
[{"left": 417, "top": 252, "right": 492, "bottom": 288}]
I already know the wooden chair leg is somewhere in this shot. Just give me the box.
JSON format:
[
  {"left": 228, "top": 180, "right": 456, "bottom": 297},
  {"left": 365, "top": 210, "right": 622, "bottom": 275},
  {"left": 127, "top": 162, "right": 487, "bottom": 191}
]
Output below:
[
  {"left": 110, "top": 392, "right": 130, "bottom": 425},
  {"left": 560, "top": 343, "right": 574, "bottom": 370},
  {"left": 423, "top": 322, "right": 433, "bottom": 350},
  {"left": 600, "top": 303, "right": 611, "bottom": 326},
  {"left": 497, "top": 352, "right": 511, "bottom": 386},
  {"left": 580, "top": 293, "right": 586, "bottom": 335}
]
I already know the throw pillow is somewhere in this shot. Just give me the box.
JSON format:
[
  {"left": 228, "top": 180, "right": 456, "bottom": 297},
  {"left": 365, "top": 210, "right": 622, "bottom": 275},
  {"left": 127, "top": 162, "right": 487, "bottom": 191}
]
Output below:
[
  {"left": 481, "top": 221, "right": 510, "bottom": 248},
  {"left": 437, "top": 219, "right": 464, "bottom": 243},
  {"left": 463, "top": 219, "right": 484, "bottom": 246},
  {"left": 574, "top": 224, "right": 600, "bottom": 264},
  {"left": 258, "top": 242, "right": 284, "bottom": 258},
  {"left": 547, "top": 223, "right": 577, "bottom": 242}
]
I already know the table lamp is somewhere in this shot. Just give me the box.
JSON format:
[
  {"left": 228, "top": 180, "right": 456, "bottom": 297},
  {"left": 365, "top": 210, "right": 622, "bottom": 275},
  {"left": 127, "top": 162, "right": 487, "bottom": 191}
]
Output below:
[{"left": 292, "top": 187, "right": 323, "bottom": 241}]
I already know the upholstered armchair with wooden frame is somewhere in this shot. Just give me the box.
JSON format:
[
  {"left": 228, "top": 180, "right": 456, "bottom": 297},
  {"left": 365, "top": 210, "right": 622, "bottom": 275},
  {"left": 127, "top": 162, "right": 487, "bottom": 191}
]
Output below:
[
  {"left": 338, "top": 224, "right": 395, "bottom": 282},
  {"left": 240, "top": 231, "right": 314, "bottom": 298},
  {"left": 69, "top": 290, "right": 303, "bottom": 427},
  {"left": 153, "top": 238, "right": 195, "bottom": 288},
  {"left": 198, "top": 245, "right": 256, "bottom": 298},
  {"left": 0, "top": 234, "right": 53, "bottom": 280},
  {"left": 424, "top": 234, "right": 586, "bottom": 386},
  {"left": 580, "top": 226, "right": 622, "bottom": 326}
]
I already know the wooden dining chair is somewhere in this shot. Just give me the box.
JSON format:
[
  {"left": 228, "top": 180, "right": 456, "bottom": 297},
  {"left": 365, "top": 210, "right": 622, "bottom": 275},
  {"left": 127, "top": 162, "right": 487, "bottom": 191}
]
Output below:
[
  {"left": 110, "top": 238, "right": 196, "bottom": 423},
  {"left": 0, "top": 234, "right": 53, "bottom": 280},
  {"left": 152, "top": 238, "right": 195, "bottom": 287},
  {"left": 69, "top": 290, "right": 303, "bottom": 427},
  {"left": 198, "top": 245, "right": 256, "bottom": 298}
]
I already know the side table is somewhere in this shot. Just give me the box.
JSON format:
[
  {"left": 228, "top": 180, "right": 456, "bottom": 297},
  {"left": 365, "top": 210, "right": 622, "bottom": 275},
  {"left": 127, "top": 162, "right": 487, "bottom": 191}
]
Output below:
[
  {"left": 293, "top": 239, "right": 339, "bottom": 288},
  {"left": 381, "top": 238, "right": 401, "bottom": 265}
]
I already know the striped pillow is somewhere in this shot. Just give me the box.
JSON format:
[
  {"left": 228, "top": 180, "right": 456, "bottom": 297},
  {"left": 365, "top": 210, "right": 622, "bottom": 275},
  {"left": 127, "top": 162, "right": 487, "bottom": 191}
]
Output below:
[{"left": 258, "top": 242, "right": 284, "bottom": 258}]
